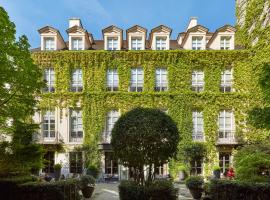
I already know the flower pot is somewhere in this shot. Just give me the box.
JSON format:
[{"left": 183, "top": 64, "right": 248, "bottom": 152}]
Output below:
[
  {"left": 213, "top": 170, "right": 220, "bottom": 179},
  {"left": 54, "top": 168, "right": 61, "bottom": 181},
  {"left": 189, "top": 188, "right": 203, "bottom": 199},
  {"left": 81, "top": 186, "right": 95, "bottom": 198}
]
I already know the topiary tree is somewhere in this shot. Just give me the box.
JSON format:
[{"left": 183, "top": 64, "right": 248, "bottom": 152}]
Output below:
[{"left": 111, "top": 107, "right": 180, "bottom": 185}]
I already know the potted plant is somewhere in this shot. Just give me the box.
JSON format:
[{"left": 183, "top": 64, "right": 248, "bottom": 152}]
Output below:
[
  {"left": 86, "top": 165, "right": 99, "bottom": 179},
  {"left": 213, "top": 166, "right": 221, "bottom": 179},
  {"left": 79, "top": 175, "right": 95, "bottom": 198},
  {"left": 185, "top": 176, "right": 204, "bottom": 199},
  {"left": 54, "top": 163, "right": 62, "bottom": 181}
]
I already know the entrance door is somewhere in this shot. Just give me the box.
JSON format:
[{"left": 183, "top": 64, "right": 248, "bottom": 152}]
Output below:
[
  {"left": 105, "top": 152, "right": 118, "bottom": 177},
  {"left": 43, "top": 151, "right": 55, "bottom": 173}
]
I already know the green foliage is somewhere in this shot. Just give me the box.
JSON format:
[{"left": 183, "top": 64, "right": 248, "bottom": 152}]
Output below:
[
  {"left": 213, "top": 166, "right": 221, "bottom": 171},
  {"left": 31, "top": 48, "right": 266, "bottom": 176},
  {"left": 111, "top": 107, "right": 180, "bottom": 184},
  {"left": 119, "top": 180, "right": 178, "bottom": 200},
  {"left": 79, "top": 175, "right": 95, "bottom": 188},
  {"left": 234, "top": 143, "right": 270, "bottom": 183},
  {"left": 182, "top": 141, "right": 207, "bottom": 161},
  {"left": 185, "top": 176, "right": 204, "bottom": 189},
  {"left": 0, "top": 120, "right": 45, "bottom": 176},
  {"left": 86, "top": 165, "right": 99, "bottom": 179},
  {"left": 53, "top": 164, "right": 62, "bottom": 170},
  {"left": 209, "top": 179, "right": 270, "bottom": 200}
]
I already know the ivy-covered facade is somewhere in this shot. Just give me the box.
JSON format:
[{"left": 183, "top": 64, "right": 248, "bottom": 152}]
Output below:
[{"left": 31, "top": 49, "right": 269, "bottom": 179}]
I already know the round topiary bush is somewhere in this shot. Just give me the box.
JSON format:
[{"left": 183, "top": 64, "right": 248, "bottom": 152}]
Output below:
[{"left": 111, "top": 107, "right": 180, "bottom": 185}]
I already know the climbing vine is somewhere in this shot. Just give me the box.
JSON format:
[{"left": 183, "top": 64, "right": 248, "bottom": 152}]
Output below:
[{"left": 31, "top": 50, "right": 269, "bottom": 176}]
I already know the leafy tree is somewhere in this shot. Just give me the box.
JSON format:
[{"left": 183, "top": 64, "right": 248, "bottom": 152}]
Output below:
[
  {"left": 111, "top": 108, "right": 180, "bottom": 185},
  {"left": 0, "top": 7, "right": 44, "bottom": 175}
]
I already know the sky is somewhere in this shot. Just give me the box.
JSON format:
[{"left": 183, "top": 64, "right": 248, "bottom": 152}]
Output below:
[{"left": 1, "top": 0, "right": 236, "bottom": 48}]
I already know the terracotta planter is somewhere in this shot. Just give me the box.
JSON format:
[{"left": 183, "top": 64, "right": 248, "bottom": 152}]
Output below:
[
  {"left": 189, "top": 188, "right": 203, "bottom": 199},
  {"left": 81, "top": 186, "right": 95, "bottom": 198}
]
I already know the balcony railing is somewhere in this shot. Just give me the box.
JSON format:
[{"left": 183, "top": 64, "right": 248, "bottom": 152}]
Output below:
[
  {"left": 217, "top": 131, "right": 237, "bottom": 144},
  {"left": 192, "top": 132, "right": 204, "bottom": 141}
]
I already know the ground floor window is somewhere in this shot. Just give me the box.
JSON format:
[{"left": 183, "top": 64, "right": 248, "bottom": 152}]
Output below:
[
  {"left": 69, "top": 152, "right": 83, "bottom": 173},
  {"left": 154, "top": 164, "right": 164, "bottom": 176},
  {"left": 190, "top": 160, "right": 203, "bottom": 175},
  {"left": 43, "top": 151, "right": 55, "bottom": 173},
  {"left": 219, "top": 152, "right": 231, "bottom": 174},
  {"left": 105, "top": 152, "right": 118, "bottom": 175}
]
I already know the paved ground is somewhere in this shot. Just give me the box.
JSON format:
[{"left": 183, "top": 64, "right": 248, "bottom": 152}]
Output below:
[{"left": 91, "top": 182, "right": 193, "bottom": 200}]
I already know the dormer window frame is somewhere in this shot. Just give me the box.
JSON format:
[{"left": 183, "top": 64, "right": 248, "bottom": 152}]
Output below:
[
  {"left": 107, "top": 37, "right": 119, "bottom": 51},
  {"left": 220, "top": 36, "right": 232, "bottom": 50},
  {"left": 43, "top": 36, "right": 56, "bottom": 51},
  {"left": 71, "top": 36, "right": 84, "bottom": 51},
  {"left": 130, "top": 37, "right": 143, "bottom": 50},
  {"left": 192, "top": 36, "right": 203, "bottom": 50},
  {"left": 103, "top": 26, "right": 123, "bottom": 51},
  {"left": 150, "top": 25, "right": 172, "bottom": 50},
  {"left": 127, "top": 25, "right": 147, "bottom": 51},
  {"left": 156, "top": 36, "right": 167, "bottom": 50}
]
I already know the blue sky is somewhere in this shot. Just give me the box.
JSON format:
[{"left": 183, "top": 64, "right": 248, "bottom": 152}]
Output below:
[{"left": 1, "top": 0, "right": 236, "bottom": 48}]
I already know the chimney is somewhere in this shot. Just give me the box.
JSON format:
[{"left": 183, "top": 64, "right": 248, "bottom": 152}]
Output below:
[
  {"left": 69, "top": 18, "right": 82, "bottom": 28},
  {"left": 186, "top": 17, "right": 198, "bottom": 31}
]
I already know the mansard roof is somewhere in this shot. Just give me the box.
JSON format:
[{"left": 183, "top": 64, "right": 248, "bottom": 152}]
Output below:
[
  {"left": 126, "top": 25, "right": 147, "bottom": 33},
  {"left": 150, "top": 25, "right": 172, "bottom": 34},
  {"left": 38, "top": 26, "right": 59, "bottom": 34},
  {"left": 102, "top": 25, "right": 123, "bottom": 34}
]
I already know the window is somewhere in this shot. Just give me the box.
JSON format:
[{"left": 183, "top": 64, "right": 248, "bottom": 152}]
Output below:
[
  {"left": 155, "top": 68, "right": 168, "bottom": 91},
  {"left": 156, "top": 37, "right": 167, "bottom": 50},
  {"left": 130, "top": 68, "right": 143, "bottom": 92},
  {"left": 70, "top": 109, "right": 83, "bottom": 143},
  {"left": 192, "top": 71, "right": 204, "bottom": 92},
  {"left": 190, "top": 160, "right": 203, "bottom": 175},
  {"left": 71, "top": 37, "right": 83, "bottom": 50},
  {"left": 69, "top": 152, "right": 83, "bottom": 173},
  {"left": 43, "top": 151, "right": 55, "bottom": 173},
  {"left": 192, "top": 36, "right": 203, "bottom": 50},
  {"left": 42, "top": 110, "right": 55, "bottom": 139},
  {"left": 218, "top": 110, "right": 235, "bottom": 143},
  {"left": 131, "top": 37, "right": 143, "bottom": 50},
  {"left": 44, "top": 37, "right": 55, "bottom": 50},
  {"left": 107, "top": 37, "right": 118, "bottom": 50},
  {"left": 220, "top": 36, "right": 231, "bottom": 50},
  {"left": 219, "top": 152, "right": 231, "bottom": 174},
  {"left": 104, "top": 110, "right": 119, "bottom": 143},
  {"left": 192, "top": 111, "right": 204, "bottom": 141},
  {"left": 44, "top": 68, "right": 55, "bottom": 92},
  {"left": 107, "top": 69, "right": 119, "bottom": 91},
  {"left": 71, "top": 68, "right": 83, "bottom": 92},
  {"left": 220, "top": 69, "right": 233, "bottom": 92},
  {"left": 105, "top": 152, "right": 118, "bottom": 175}
]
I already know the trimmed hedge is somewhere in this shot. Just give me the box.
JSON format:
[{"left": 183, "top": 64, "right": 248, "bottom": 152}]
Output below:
[
  {"left": 119, "top": 180, "right": 178, "bottom": 200},
  {"left": 0, "top": 177, "right": 80, "bottom": 200},
  {"left": 209, "top": 179, "right": 270, "bottom": 200}
]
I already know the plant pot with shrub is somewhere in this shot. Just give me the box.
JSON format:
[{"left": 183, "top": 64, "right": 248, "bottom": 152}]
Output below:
[
  {"left": 213, "top": 166, "right": 221, "bottom": 179},
  {"left": 79, "top": 175, "right": 95, "bottom": 198},
  {"left": 86, "top": 165, "right": 99, "bottom": 179},
  {"left": 185, "top": 176, "right": 204, "bottom": 199},
  {"left": 54, "top": 164, "right": 62, "bottom": 181}
]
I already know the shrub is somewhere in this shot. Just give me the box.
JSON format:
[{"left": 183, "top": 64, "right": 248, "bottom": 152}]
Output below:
[
  {"left": 209, "top": 179, "right": 270, "bottom": 200},
  {"left": 112, "top": 108, "right": 180, "bottom": 185},
  {"left": 86, "top": 165, "right": 99, "bottom": 179},
  {"left": 185, "top": 176, "right": 204, "bottom": 189},
  {"left": 213, "top": 166, "right": 221, "bottom": 171},
  {"left": 183, "top": 142, "right": 207, "bottom": 162},
  {"left": 119, "top": 180, "right": 178, "bottom": 200},
  {"left": 79, "top": 175, "right": 95, "bottom": 188},
  {"left": 234, "top": 143, "right": 270, "bottom": 182},
  {"left": 54, "top": 164, "right": 62, "bottom": 170}
]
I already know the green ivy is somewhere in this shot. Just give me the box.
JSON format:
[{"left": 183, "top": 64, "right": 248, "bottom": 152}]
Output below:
[{"left": 31, "top": 50, "right": 269, "bottom": 176}]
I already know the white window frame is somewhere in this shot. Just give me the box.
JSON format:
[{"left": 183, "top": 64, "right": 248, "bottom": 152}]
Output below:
[
  {"left": 192, "top": 36, "right": 203, "bottom": 50},
  {"left": 42, "top": 110, "right": 55, "bottom": 141},
  {"left": 155, "top": 68, "right": 168, "bottom": 91},
  {"left": 192, "top": 111, "right": 204, "bottom": 141},
  {"left": 107, "top": 69, "right": 119, "bottom": 91},
  {"left": 131, "top": 37, "right": 143, "bottom": 50},
  {"left": 44, "top": 68, "right": 55, "bottom": 92},
  {"left": 192, "top": 71, "right": 204, "bottom": 92},
  {"left": 69, "top": 109, "right": 83, "bottom": 143},
  {"left": 220, "top": 69, "right": 233, "bottom": 92},
  {"left": 220, "top": 36, "right": 231, "bottom": 50},
  {"left": 44, "top": 37, "right": 55, "bottom": 51},
  {"left": 156, "top": 37, "right": 167, "bottom": 50},
  {"left": 107, "top": 37, "right": 119, "bottom": 50},
  {"left": 218, "top": 110, "right": 235, "bottom": 143},
  {"left": 71, "top": 68, "right": 83, "bottom": 92},
  {"left": 71, "top": 37, "right": 83, "bottom": 50},
  {"left": 104, "top": 110, "right": 120, "bottom": 143},
  {"left": 130, "top": 68, "right": 144, "bottom": 92}
]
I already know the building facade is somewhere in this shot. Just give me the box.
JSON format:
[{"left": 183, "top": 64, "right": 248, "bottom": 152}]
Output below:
[{"left": 32, "top": 17, "right": 262, "bottom": 180}]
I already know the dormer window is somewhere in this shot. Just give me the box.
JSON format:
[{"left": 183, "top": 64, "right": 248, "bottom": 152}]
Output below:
[
  {"left": 44, "top": 37, "right": 55, "bottom": 51},
  {"left": 71, "top": 37, "right": 83, "bottom": 50},
  {"left": 131, "top": 37, "right": 143, "bottom": 50},
  {"left": 108, "top": 37, "right": 119, "bottom": 50},
  {"left": 156, "top": 37, "right": 167, "bottom": 50},
  {"left": 220, "top": 36, "right": 231, "bottom": 50},
  {"left": 192, "top": 36, "right": 203, "bottom": 50}
]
